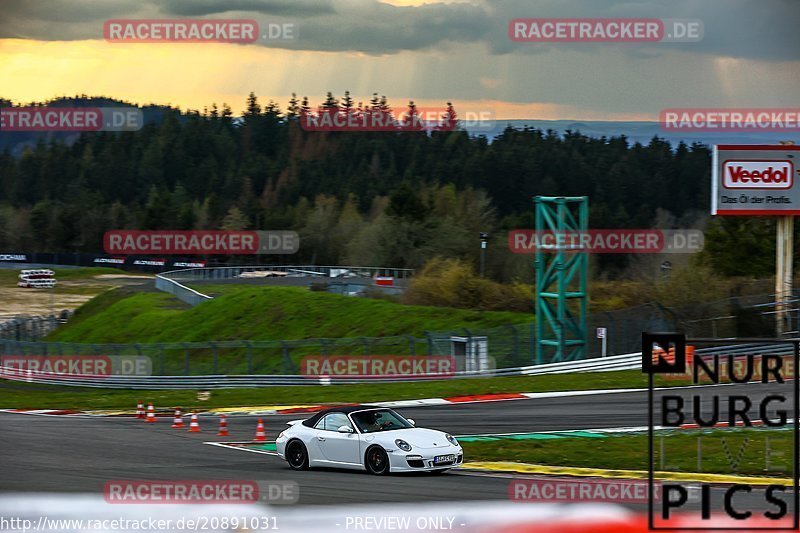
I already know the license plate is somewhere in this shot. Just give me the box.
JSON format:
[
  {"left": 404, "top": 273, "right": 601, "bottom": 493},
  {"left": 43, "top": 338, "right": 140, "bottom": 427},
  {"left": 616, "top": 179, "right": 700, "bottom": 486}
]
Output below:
[{"left": 434, "top": 454, "right": 455, "bottom": 465}]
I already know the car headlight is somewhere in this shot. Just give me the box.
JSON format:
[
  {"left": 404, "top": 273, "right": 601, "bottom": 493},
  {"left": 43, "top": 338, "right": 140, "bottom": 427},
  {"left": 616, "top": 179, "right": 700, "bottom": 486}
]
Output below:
[
  {"left": 395, "top": 439, "right": 412, "bottom": 452},
  {"left": 446, "top": 434, "right": 458, "bottom": 446}
]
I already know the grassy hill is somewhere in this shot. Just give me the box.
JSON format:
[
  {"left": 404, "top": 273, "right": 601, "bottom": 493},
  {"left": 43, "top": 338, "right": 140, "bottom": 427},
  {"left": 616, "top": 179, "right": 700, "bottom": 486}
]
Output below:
[{"left": 48, "top": 285, "right": 531, "bottom": 344}]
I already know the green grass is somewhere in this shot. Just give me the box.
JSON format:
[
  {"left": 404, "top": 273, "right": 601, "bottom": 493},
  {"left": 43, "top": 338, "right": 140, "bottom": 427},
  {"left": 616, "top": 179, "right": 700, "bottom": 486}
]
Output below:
[
  {"left": 40, "top": 284, "right": 535, "bottom": 374},
  {"left": 47, "top": 285, "right": 531, "bottom": 344},
  {"left": 45, "top": 289, "right": 188, "bottom": 343},
  {"left": 461, "top": 428, "right": 793, "bottom": 477},
  {"left": 0, "top": 369, "right": 686, "bottom": 411},
  {"left": 188, "top": 283, "right": 260, "bottom": 297}
]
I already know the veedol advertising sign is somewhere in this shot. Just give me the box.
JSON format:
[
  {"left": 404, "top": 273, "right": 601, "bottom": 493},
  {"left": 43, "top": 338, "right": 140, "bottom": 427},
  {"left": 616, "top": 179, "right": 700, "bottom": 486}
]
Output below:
[{"left": 712, "top": 145, "right": 800, "bottom": 215}]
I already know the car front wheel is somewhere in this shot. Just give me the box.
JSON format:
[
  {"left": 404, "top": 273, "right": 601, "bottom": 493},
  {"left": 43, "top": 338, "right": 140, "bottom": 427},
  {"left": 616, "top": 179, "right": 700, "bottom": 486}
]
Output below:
[
  {"left": 364, "top": 446, "right": 390, "bottom": 475},
  {"left": 286, "top": 440, "right": 309, "bottom": 470}
]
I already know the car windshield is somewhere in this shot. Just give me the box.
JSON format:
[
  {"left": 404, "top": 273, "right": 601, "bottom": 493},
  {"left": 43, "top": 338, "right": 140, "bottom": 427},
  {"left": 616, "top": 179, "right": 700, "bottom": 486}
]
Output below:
[{"left": 351, "top": 409, "right": 414, "bottom": 433}]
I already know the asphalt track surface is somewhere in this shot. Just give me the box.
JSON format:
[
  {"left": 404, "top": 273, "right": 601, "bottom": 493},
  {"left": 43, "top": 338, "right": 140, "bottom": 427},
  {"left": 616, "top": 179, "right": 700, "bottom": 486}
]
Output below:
[{"left": 1, "top": 381, "right": 796, "bottom": 512}]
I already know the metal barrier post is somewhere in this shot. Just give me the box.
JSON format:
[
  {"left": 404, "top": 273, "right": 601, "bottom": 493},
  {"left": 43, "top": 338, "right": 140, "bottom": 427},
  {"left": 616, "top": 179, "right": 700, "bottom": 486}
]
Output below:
[
  {"left": 406, "top": 335, "right": 416, "bottom": 356},
  {"left": 245, "top": 341, "right": 253, "bottom": 374},
  {"left": 507, "top": 324, "right": 519, "bottom": 366},
  {"left": 425, "top": 331, "right": 434, "bottom": 356},
  {"left": 183, "top": 344, "right": 190, "bottom": 375},
  {"left": 281, "top": 342, "right": 293, "bottom": 374}
]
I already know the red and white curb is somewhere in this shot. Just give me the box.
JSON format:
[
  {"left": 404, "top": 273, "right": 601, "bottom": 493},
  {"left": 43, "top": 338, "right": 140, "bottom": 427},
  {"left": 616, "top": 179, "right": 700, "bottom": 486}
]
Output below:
[
  {"left": 0, "top": 382, "right": 743, "bottom": 418},
  {"left": 0, "top": 409, "right": 83, "bottom": 417}
]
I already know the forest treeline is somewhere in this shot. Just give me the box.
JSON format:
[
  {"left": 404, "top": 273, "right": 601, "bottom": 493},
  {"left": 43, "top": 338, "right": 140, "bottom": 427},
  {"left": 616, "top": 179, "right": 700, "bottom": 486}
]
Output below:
[{"left": 0, "top": 92, "right": 759, "bottom": 281}]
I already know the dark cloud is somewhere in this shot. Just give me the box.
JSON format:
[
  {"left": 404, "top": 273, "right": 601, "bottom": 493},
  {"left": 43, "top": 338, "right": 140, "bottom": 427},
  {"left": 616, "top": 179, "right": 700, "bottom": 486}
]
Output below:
[
  {"left": 0, "top": 0, "right": 797, "bottom": 62},
  {"left": 0, "top": 0, "right": 135, "bottom": 24},
  {"left": 159, "top": 0, "right": 336, "bottom": 18},
  {"left": 489, "top": 0, "right": 800, "bottom": 62}
]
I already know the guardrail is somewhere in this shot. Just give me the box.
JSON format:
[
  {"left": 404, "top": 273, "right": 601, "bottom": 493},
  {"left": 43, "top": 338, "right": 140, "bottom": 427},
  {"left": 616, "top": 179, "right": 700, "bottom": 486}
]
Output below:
[
  {"left": 154, "top": 274, "right": 213, "bottom": 307},
  {"left": 156, "top": 265, "right": 415, "bottom": 306}
]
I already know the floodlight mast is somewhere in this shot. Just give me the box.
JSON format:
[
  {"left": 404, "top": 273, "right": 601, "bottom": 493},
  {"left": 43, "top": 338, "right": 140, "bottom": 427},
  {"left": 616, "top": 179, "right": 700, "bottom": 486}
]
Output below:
[{"left": 534, "top": 196, "right": 588, "bottom": 364}]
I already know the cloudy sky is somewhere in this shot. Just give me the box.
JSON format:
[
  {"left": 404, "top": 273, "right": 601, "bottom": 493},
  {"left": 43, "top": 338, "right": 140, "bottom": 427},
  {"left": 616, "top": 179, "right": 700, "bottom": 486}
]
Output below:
[{"left": 1, "top": 0, "right": 798, "bottom": 119}]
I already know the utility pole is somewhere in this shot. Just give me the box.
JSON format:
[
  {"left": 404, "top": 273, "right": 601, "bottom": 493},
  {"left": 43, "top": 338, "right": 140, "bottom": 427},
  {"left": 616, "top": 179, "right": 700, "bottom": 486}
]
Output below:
[
  {"left": 479, "top": 232, "right": 488, "bottom": 277},
  {"left": 776, "top": 141, "right": 796, "bottom": 336},
  {"left": 776, "top": 215, "right": 794, "bottom": 335}
]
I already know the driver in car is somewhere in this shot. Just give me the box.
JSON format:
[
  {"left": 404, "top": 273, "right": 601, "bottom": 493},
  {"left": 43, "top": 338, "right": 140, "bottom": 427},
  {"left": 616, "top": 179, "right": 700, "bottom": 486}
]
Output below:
[{"left": 364, "top": 411, "right": 392, "bottom": 432}]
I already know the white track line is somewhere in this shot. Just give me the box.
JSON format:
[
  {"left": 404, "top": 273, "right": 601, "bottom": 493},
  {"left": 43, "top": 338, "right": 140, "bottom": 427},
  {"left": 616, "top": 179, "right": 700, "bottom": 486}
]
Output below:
[{"left": 203, "top": 441, "right": 280, "bottom": 456}]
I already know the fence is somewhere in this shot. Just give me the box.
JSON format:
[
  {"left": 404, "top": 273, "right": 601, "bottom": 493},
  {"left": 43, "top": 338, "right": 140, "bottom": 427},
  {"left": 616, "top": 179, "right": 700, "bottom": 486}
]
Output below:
[
  {"left": 586, "top": 293, "right": 800, "bottom": 357},
  {"left": 0, "top": 352, "right": 642, "bottom": 389},
  {"left": 0, "top": 311, "right": 73, "bottom": 342},
  {"left": 0, "top": 322, "right": 536, "bottom": 376},
  {"left": 0, "top": 339, "right": 789, "bottom": 389},
  {"left": 587, "top": 302, "right": 674, "bottom": 357},
  {"left": 672, "top": 294, "right": 800, "bottom": 339}
]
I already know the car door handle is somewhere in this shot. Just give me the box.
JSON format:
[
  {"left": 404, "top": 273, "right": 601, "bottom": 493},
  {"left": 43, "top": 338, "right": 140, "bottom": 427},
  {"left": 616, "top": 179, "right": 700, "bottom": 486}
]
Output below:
[{"left": 317, "top": 436, "right": 326, "bottom": 442}]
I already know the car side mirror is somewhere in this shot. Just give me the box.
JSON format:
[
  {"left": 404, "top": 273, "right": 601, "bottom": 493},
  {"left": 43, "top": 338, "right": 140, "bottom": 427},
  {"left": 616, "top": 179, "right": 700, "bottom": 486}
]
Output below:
[
  {"left": 337, "top": 425, "right": 353, "bottom": 433},
  {"left": 407, "top": 419, "right": 415, "bottom": 426}
]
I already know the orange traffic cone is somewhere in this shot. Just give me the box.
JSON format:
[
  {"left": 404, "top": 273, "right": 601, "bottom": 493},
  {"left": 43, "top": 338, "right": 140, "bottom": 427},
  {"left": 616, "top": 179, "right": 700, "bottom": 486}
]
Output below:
[
  {"left": 145, "top": 402, "right": 156, "bottom": 423},
  {"left": 217, "top": 414, "right": 229, "bottom": 436},
  {"left": 188, "top": 412, "right": 201, "bottom": 433},
  {"left": 171, "top": 408, "right": 185, "bottom": 428},
  {"left": 253, "top": 419, "right": 266, "bottom": 442},
  {"left": 136, "top": 400, "right": 145, "bottom": 419}
]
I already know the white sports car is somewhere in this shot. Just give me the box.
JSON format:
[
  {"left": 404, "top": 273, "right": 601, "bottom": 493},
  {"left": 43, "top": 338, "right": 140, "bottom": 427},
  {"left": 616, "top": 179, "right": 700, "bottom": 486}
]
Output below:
[{"left": 275, "top": 406, "right": 463, "bottom": 474}]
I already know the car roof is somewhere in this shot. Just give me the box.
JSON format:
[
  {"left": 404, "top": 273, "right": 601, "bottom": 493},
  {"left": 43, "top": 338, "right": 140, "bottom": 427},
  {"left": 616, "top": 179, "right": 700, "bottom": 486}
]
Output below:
[{"left": 301, "top": 405, "right": 385, "bottom": 427}]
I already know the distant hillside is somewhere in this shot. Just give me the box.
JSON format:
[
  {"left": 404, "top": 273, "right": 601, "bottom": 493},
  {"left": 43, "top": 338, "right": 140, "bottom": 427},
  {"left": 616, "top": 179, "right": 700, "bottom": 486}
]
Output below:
[
  {"left": 0, "top": 96, "right": 180, "bottom": 157},
  {"left": 471, "top": 119, "right": 793, "bottom": 147}
]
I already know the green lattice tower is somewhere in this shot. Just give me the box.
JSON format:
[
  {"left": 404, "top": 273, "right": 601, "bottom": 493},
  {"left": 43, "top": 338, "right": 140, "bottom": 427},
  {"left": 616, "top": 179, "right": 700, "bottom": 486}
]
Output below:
[{"left": 535, "top": 196, "right": 588, "bottom": 363}]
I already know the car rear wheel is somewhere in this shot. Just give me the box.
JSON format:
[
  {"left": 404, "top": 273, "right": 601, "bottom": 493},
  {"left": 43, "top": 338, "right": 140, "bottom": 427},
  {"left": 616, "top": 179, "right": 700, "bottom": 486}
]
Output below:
[
  {"left": 364, "top": 446, "right": 390, "bottom": 475},
  {"left": 286, "top": 440, "right": 309, "bottom": 470}
]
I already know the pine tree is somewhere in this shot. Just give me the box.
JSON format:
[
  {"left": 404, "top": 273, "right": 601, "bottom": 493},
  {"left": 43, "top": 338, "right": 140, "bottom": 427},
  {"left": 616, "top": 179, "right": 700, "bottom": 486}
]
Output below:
[
  {"left": 287, "top": 93, "right": 300, "bottom": 119},
  {"left": 245, "top": 92, "right": 261, "bottom": 116}
]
